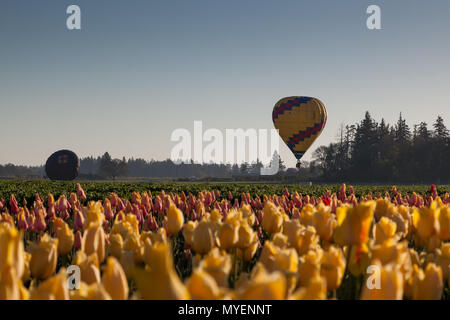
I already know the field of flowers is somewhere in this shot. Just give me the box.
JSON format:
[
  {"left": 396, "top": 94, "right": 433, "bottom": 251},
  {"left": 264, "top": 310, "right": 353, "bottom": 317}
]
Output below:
[{"left": 0, "top": 181, "right": 449, "bottom": 300}]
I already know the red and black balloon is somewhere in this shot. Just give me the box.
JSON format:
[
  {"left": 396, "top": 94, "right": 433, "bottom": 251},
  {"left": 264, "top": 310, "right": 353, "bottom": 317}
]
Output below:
[{"left": 45, "top": 150, "right": 80, "bottom": 181}]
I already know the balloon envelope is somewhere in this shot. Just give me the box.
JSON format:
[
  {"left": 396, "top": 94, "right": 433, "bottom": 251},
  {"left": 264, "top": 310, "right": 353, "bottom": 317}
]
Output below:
[
  {"left": 272, "top": 96, "right": 327, "bottom": 160},
  {"left": 45, "top": 150, "right": 80, "bottom": 181}
]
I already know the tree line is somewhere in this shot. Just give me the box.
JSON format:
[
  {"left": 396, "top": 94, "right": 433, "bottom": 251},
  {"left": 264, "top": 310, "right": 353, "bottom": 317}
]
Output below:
[
  {"left": 0, "top": 113, "right": 448, "bottom": 183},
  {"left": 309, "top": 113, "right": 449, "bottom": 183}
]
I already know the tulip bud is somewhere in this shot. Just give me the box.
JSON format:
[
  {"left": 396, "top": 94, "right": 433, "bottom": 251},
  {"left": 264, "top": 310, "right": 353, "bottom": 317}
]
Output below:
[
  {"left": 262, "top": 202, "right": 283, "bottom": 234},
  {"left": 33, "top": 209, "right": 47, "bottom": 233},
  {"left": 182, "top": 221, "right": 197, "bottom": 246},
  {"left": 167, "top": 203, "right": 184, "bottom": 235},
  {"left": 237, "top": 265, "right": 286, "bottom": 300},
  {"left": 70, "top": 282, "right": 111, "bottom": 300},
  {"left": 101, "top": 257, "right": 129, "bottom": 300},
  {"left": 218, "top": 222, "right": 238, "bottom": 251},
  {"left": 108, "top": 233, "right": 124, "bottom": 259},
  {"left": 187, "top": 268, "right": 221, "bottom": 300},
  {"left": 289, "top": 275, "right": 327, "bottom": 300},
  {"left": 55, "top": 222, "right": 74, "bottom": 255},
  {"left": 192, "top": 219, "right": 216, "bottom": 255},
  {"left": 73, "top": 230, "right": 82, "bottom": 251},
  {"left": 82, "top": 222, "right": 106, "bottom": 263},
  {"left": 29, "top": 233, "right": 58, "bottom": 280},
  {"left": 237, "top": 222, "right": 254, "bottom": 249},
  {"left": 334, "top": 201, "right": 375, "bottom": 246},
  {"left": 320, "top": 246, "right": 346, "bottom": 291},
  {"left": 132, "top": 242, "right": 190, "bottom": 299},
  {"left": 30, "top": 268, "right": 69, "bottom": 300},
  {"left": 198, "top": 248, "right": 232, "bottom": 287},
  {"left": 74, "top": 251, "right": 101, "bottom": 284}
]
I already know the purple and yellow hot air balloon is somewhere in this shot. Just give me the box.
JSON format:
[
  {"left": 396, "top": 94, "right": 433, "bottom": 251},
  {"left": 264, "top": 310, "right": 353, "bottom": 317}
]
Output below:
[{"left": 272, "top": 96, "right": 327, "bottom": 168}]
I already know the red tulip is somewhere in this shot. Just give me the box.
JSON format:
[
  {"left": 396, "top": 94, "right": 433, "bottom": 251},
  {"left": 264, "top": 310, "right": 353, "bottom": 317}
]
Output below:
[
  {"left": 73, "top": 209, "right": 85, "bottom": 232},
  {"left": 9, "top": 194, "right": 19, "bottom": 215},
  {"left": 76, "top": 183, "right": 87, "bottom": 201}
]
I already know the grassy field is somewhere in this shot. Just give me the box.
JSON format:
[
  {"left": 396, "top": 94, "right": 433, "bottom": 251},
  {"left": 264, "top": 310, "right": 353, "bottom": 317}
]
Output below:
[{"left": 1, "top": 180, "right": 449, "bottom": 205}]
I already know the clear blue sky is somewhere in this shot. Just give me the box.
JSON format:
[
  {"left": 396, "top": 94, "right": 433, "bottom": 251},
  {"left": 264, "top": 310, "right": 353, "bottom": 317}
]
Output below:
[{"left": 1, "top": 0, "right": 449, "bottom": 167}]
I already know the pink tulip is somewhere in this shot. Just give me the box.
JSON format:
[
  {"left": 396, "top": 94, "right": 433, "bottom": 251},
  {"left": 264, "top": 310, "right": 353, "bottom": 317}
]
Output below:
[
  {"left": 73, "top": 209, "right": 85, "bottom": 232},
  {"left": 9, "top": 195, "right": 19, "bottom": 215},
  {"left": 76, "top": 183, "right": 87, "bottom": 201},
  {"left": 74, "top": 230, "right": 82, "bottom": 251},
  {"left": 17, "top": 210, "right": 29, "bottom": 230},
  {"left": 33, "top": 210, "right": 47, "bottom": 232}
]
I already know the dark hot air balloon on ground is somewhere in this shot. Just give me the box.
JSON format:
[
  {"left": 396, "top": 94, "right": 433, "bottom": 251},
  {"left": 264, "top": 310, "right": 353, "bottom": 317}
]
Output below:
[
  {"left": 45, "top": 150, "right": 80, "bottom": 181},
  {"left": 272, "top": 96, "right": 327, "bottom": 168}
]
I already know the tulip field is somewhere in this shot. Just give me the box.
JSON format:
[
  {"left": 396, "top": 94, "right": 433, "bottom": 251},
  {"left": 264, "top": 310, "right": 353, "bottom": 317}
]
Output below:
[{"left": 0, "top": 181, "right": 449, "bottom": 300}]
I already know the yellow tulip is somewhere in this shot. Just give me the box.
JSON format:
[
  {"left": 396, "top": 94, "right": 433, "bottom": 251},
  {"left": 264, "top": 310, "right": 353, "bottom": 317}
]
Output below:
[
  {"left": 151, "top": 228, "right": 168, "bottom": 244},
  {"left": 182, "top": 221, "right": 197, "bottom": 246},
  {"left": 360, "top": 260, "right": 403, "bottom": 300},
  {"left": 240, "top": 204, "right": 256, "bottom": 226},
  {"left": 272, "top": 232, "right": 289, "bottom": 249},
  {"left": 0, "top": 266, "right": 22, "bottom": 299},
  {"left": 74, "top": 251, "right": 101, "bottom": 284},
  {"left": 70, "top": 282, "right": 112, "bottom": 300},
  {"left": 274, "top": 248, "right": 298, "bottom": 294},
  {"left": 0, "top": 224, "right": 25, "bottom": 280},
  {"left": 298, "top": 249, "right": 322, "bottom": 288},
  {"left": 237, "top": 266, "right": 286, "bottom": 300},
  {"left": 334, "top": 201, "right": 375, "bottom": 246},
  {"left": 390, "top": 211, "right": 409, "bottom": 239},
  {"left": 296, "top": 226, "right": 319, "bottom": 256},
  {"left": 132, "top": 242, "right": 190, "bottom": 299},
  {"left": 123, "top": 232, "right": 143, "bottom": 264},
  {"left": 101, "top": 256, "right": 129, "bottom": 300},
  {"left": 55, "top": 221, "right": 74, "bottom": 255},
  {"left": 218, "top": 221, "right": 238, "bottom": 250},
  {"left": 435, "top": 243, "right": 450, "bottom": 282},
  {"left": 111, "top": 214, "right": 139, "bottom": 238},
  {"left": 289, "top": 275, "right": 327, "bottom": 300},
  {"left": 30, "top": 268, "right": 69, "bottom": 300},
  {"left": 82, "top": 222, "right": 106, "bottom": 263},
  {"left": 186, "top": 268, "right": 221, "bottom": 300},
  {"left": 262, "top": 201, "right": 283, "bottom": 234},
  {"left": 192, "top": 219, "right": 216, "bottom": 255},
  {"left": 374, "top": 217, "right": 397, "bottom": 244},
  {"left": 85, "top": 201, "right": 105, "bottom": 228},
  {"left": 374, "top": 198, "right": 392, "bottom": 220},
  {"left": 108, "top": 233, "right": 124, "bottom": 259},
  {"left": 299, "top": 204, "right": 315, "bottom": 226},
  {"left": 241, "top": 232, "right": 259, "bottom": 262},
  {"left": 119, "top": 250, "right": 136, "bottom": 278},
  {"left": 18, "top": 280, "right": 29, "bottom": 300},
  {"left": 237, "top": 221, "right": 254, "bottom": 249},
  {"left": 312, "top": 204, "right": 337, "bottom": 242},
  {"left": 259, "top": 240, "right": 280, "bottom": 273},
  {"left": 412, "top": 202, "right": 440, "bottom": 240},
  {"left": 29, "top": 233, "right": 58, "bottom": 280},
  {"left": 348, "top": 243, "right": 371, "bottom": 276},
  {"left": 410, "top": 263, "right": 443, "bottom": 300},
  {"left": 22, "top": 251, "right": 31, "bottom": 282},
  {"left": 320, "top": 245, "right": 346, "bottom": 291},
  {"left": 282, "top": 219, "right": 302, "bottom": 248},
  {"left": 371, "top": 239, "right": 413, "bottom": 280},
  {"left": 199, "top": 248, "right": 232, "bottom": 287},
  {"left": 167, "top": 203, "right": 184, "bottom": 235},
  {"left": 438, "top": 206, "right": 450, "bottom": 240},
  {"left": 409, "top": 248, "right": 423, "bottom": 267}
]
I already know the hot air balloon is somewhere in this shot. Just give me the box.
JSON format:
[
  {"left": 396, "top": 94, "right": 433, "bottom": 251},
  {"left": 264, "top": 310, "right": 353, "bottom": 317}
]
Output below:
[
  {"left": 45, "top": 150, "right": 80, "bottom": 181},
  {"left": 272, "top": 96, "right": 327, "bottom": 168}
]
